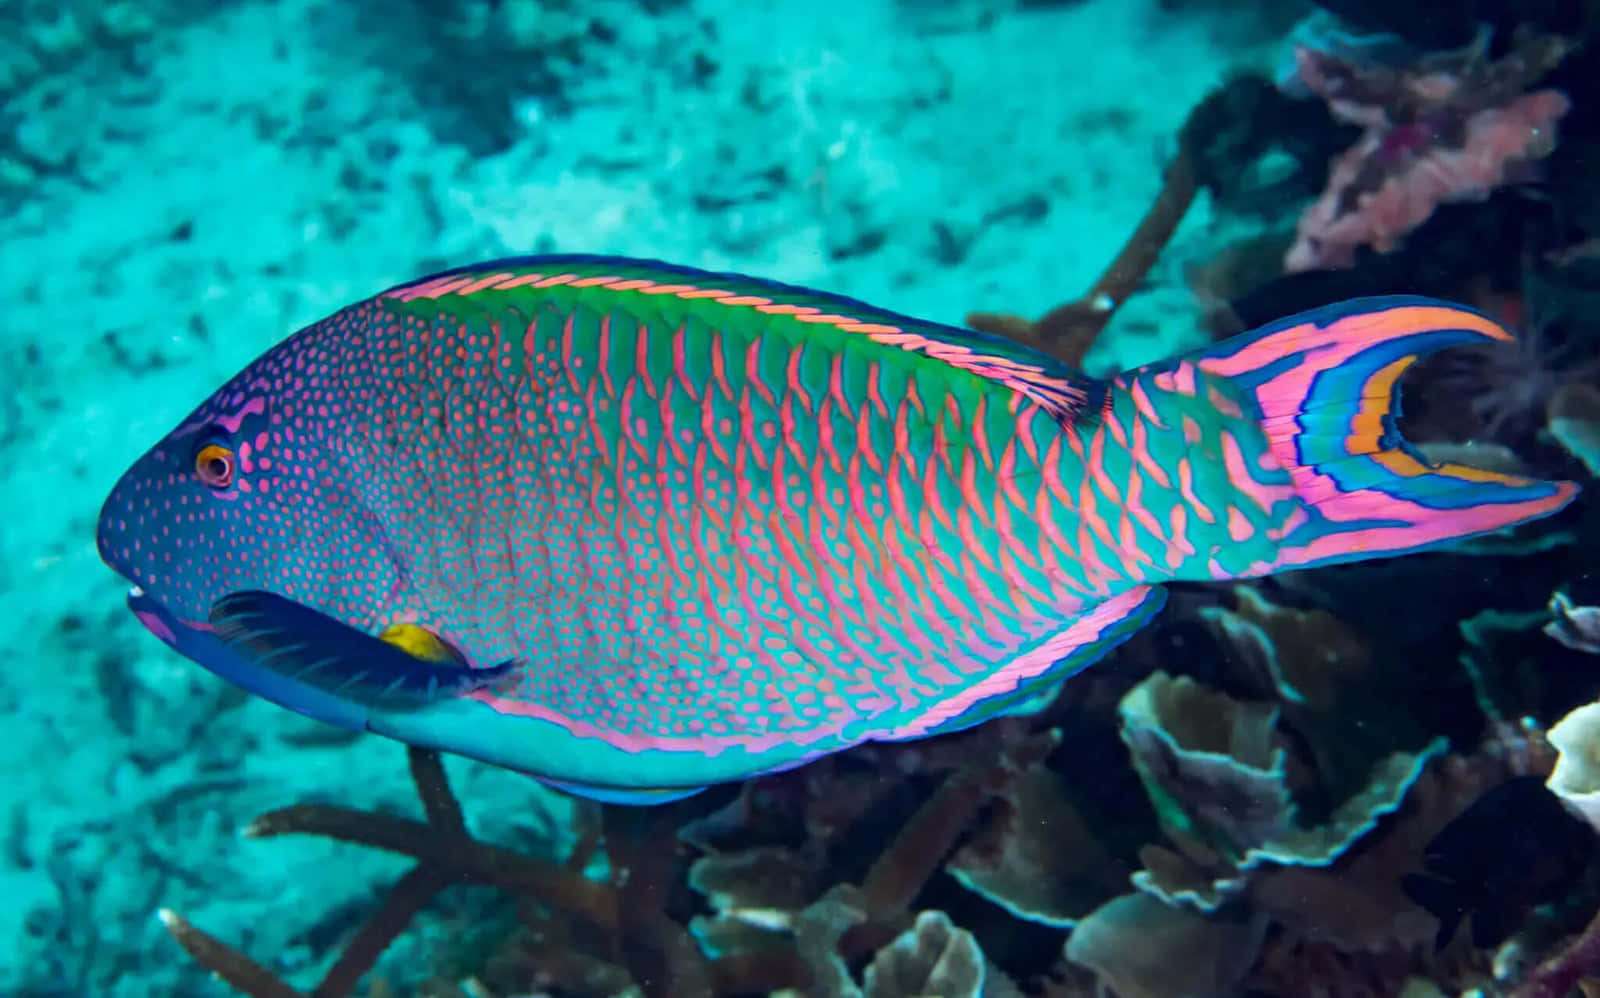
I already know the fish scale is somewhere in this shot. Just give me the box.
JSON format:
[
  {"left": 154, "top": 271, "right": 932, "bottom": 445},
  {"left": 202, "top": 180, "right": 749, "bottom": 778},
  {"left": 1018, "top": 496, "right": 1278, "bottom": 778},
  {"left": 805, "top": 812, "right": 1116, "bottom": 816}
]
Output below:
[{"left": 97, "top": 255, "right": 1579, "bottom": 802}]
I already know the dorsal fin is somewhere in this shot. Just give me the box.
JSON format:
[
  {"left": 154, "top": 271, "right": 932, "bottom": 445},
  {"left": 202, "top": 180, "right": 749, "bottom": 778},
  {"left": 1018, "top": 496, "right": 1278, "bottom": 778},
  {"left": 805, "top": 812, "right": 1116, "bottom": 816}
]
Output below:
[{"left": 379, "top": 254, "right": 1107, "bottom": 425}]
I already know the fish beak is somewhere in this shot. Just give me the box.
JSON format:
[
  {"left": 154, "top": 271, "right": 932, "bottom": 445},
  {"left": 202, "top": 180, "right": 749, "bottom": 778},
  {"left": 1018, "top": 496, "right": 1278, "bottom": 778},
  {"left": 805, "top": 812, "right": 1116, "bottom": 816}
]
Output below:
[{"left": 126, "top": 585, "right": 183, "bottom": 648}]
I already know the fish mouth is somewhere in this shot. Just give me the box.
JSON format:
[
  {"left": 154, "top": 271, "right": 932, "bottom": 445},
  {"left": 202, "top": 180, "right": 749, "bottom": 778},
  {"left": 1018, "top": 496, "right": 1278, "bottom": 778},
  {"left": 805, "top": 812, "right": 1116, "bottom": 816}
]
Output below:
[
  {"left": 125, "top": 584, "right": 189, "bottom": 648},
  {"left": 123, "top": 582, "right": 375, "bottom": 733}
]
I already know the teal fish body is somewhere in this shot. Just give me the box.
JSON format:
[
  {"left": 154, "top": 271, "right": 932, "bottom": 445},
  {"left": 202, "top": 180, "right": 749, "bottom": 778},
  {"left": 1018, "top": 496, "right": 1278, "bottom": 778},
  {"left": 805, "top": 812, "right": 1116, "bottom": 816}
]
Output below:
[{"left": 96, "top": 256, "right": 1578, "bottom": 801}]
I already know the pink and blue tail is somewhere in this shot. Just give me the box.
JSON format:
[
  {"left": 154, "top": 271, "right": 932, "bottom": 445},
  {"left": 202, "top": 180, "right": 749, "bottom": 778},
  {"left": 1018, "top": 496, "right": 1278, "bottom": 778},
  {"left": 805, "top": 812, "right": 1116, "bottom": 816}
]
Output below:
[{"left": 1184, "top": 296, "right": 1578, "bottom": 574}]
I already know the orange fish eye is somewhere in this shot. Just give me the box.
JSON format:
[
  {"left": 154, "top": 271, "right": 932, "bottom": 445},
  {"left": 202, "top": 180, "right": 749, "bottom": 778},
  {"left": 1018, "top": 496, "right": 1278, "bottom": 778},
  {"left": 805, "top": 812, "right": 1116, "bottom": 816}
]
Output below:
[{"left": 195, "top": 443, "right": 235, "bottom": 489}]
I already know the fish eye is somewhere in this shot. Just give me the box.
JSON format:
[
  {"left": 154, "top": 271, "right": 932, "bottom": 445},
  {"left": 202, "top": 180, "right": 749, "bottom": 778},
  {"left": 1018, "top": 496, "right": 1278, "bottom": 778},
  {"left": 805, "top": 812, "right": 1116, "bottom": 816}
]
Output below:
[{"left": 194, "top": 443, "right": 235, "bottom": 489}]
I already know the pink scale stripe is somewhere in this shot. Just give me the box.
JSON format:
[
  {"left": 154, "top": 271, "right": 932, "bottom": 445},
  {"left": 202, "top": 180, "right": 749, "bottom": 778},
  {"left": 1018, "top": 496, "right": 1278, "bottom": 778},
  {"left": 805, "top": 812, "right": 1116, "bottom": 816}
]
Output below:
[
  {"left": 1128, "top": 417, "right": 1172, "bottom": 489},
  {"left": 1103, "top": 407, "right": 1130, "bottom": 449},
  {"left": 1086, "top": 424, "right": 1124, "bottom": 505},
  {"left": 659, "top": 380, "right": 689, "bottom": 467},
  {"left": 1219, "top": 432, "right": 1298, "bottom": 513},
  {"left": 634, "top": 321, "right": 659, "bottom": 399},
  {"left": 454, "top": 272, "right": 516, "bottom": 295},
  {"left": 1128, "top": 477, "right": 1169, "bottom": 547},
  {"left": 1177, "top": 458, "right": 1217, "bottom": 524},
  {"left": 1239, "top": 498, "right": 1578, "bottom": 571},
  {"left": 806, "top": 425, "right": 877, "bottom": 628},
  {"left": 671, "top": 323, "right": 700, "bottom": 402},
  {"left": 959, "top": 455, "right": 997, "bottom": 533},
  {"left": 841, "top": 323, "right": 900, "bottom": 334},
  {"left": 920, "top": 453, "right": 958, "bottom": 537}
]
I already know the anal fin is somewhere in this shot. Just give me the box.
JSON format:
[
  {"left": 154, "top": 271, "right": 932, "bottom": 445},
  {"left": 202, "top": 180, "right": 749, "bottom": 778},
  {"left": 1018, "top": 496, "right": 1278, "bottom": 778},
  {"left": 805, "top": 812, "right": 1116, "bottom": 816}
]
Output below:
[{"left": 897, "top": 584, "right": 1169, "bottom": 740}]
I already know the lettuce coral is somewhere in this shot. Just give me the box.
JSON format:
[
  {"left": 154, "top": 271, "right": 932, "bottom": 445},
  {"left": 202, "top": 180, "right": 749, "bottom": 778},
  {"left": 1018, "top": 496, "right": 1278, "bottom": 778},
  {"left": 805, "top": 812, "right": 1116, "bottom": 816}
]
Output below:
[
  {"left": 944, "top": 762, "right": 1129, "bottom": 928},
  {"left": 1117, "top": 671, "right": 1445, "bottom": 913},
  {"left": 1064, "top": 892, "right": 1266, "bottom": 998}
]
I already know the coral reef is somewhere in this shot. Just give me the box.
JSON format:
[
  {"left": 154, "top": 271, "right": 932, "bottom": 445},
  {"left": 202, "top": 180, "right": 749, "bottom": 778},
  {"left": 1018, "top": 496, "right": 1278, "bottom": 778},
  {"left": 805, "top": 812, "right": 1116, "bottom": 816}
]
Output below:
[
  {"left": 7, "top": 0, "right": 1600, "bottom": 995},
  {"left": 1547, "top": 703, "right": 1600, "bottom": 833}
]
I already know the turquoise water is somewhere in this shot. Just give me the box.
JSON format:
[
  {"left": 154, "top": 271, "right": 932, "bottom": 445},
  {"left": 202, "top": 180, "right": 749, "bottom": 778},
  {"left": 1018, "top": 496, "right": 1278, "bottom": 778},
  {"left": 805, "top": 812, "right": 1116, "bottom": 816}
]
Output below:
[{"left": 4, "top": 0, "right": 1598, "bottom": 995}]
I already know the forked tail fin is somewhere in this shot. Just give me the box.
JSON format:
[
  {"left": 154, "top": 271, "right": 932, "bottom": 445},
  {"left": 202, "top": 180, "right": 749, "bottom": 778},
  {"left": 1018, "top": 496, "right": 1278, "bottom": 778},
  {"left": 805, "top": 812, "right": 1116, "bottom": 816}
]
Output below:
[{"left": 1184, "top": 295, "right": 1578, "bottom": 574}]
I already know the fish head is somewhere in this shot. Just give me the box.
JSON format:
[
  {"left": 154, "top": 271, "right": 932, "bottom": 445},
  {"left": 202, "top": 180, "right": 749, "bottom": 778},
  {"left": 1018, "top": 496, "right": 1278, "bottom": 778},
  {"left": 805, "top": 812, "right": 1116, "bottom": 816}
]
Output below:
[
  {"left": 98, "top": 377, "right": 289, "bottom": 618},
  {"left": 95, "top": 338, "right": 382, "bottom": 634}
]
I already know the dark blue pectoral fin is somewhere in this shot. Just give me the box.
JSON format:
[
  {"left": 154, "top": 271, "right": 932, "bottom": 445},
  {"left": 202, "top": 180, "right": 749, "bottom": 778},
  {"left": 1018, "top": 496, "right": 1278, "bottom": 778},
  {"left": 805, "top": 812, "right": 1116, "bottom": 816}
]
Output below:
[
  {"left": 208, "top": 590, "right": 515, "bottom": 711},
  {"left": 129, "top": 587, "right": 371, "bottom": 733}
]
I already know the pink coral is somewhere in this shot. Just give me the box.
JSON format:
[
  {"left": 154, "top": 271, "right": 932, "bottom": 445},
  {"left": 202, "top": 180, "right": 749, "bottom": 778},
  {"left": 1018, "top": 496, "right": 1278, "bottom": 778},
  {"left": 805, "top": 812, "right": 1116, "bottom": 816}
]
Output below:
[{"left": 1283, "top": 31, "right": 1574, "bottom": 273}]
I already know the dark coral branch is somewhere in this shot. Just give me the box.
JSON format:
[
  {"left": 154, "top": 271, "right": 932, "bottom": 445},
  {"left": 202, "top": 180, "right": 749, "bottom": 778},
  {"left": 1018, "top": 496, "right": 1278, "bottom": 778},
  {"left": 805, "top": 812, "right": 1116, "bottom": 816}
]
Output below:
[
  {"left": 159, "top": 908, "right": 308, "bottom": 998},
  {"left": 858, "top": 757, "right": 997, "bottom": 919},
  {"left": 245, "top": 802, "right": 618, "bottom": 931},
  {"left": 966, "top": 131, "right": 1198, "bottom": 368},
  {"left": 409, "top": 743, "right": 467, "bottom": 836},
  {"left": 161, "top": 747, "right": 622, "bottom": 997},
  {"left": 840, "top": 727, "right": 1062, "bottom": 960},
  {"left": 603, "top": 803, "right": 715, "bottom": 998},
  {"left": 315, "top": 864, "right": 455, "bottom": 998}
]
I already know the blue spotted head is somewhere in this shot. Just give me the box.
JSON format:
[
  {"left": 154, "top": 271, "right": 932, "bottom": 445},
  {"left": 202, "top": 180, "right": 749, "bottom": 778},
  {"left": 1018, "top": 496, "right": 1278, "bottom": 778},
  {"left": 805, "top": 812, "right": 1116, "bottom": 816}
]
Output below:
[
  {"left": 95, "top": 311, "right": 514, "bottom": 736},
  {"left": 97, "top": 384, "right": 283, "bottom": 619}
]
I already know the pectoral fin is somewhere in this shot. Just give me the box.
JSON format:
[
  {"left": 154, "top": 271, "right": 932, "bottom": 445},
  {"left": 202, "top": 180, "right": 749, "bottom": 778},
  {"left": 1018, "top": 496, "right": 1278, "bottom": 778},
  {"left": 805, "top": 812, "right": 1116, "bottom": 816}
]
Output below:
[{"left": 208, "top": 590, "right": 515, "bottom": 710}]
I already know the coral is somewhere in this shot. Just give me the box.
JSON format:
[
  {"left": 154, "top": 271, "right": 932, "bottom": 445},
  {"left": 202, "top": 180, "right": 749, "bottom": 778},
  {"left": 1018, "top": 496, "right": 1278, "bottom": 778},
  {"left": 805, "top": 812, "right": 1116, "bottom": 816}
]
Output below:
[
  {"left": 1283, "top": 27, "right": 1574, "bottom": 271},
  {"left": 1514, "top": 903, "right": 1600, "bottom": 998},
  {"left": 1063, "top": 892, "right": 1267, "bottom": 998},
  {"left": 159, "top": 745, "right": 621, "bottom": 998},
  {"left": 862, "top": 910, "right": 985, "bottom": 998},
  {"left": 1549, "top": 382, "right": 1600, "bottom": 477},
  {"left": 944, "top": 762, "right": 1129, "bottom": 928},
  {"left": 1237, "top": 731, "right": 1564, "bottom": 994},
  {"left": 1547, "top": 702, "right": 1600, "bottom": 833},
  {"left": 1117, "top": 670, "right": 1446, "bottom": 913},
  {"left": 964, "top": 83, "right": 1205, "bottom": 368},
  {"left": 1458, "top": 601, "right": 1600, "bottom": 726},
  {"left": 1119, "top": 672, "right": 1292, "bottom": 868},
  {"left": 1197, "top": 584, "right": 1370, "bottom": 709}
]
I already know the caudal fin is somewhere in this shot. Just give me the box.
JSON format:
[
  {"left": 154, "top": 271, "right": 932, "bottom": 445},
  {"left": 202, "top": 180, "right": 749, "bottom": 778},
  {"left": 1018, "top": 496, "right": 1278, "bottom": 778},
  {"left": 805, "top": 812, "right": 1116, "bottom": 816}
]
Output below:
[{"left": 1187, "top": 296, "right": 1578, "bottom": 573}]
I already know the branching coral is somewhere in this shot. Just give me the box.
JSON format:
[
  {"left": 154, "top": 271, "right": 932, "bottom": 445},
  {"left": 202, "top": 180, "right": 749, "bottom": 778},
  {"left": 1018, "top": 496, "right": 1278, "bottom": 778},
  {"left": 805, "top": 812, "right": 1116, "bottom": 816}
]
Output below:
[
  {"left": 963, "top": 84, "right": 1211, "bottom": 368},
  {"left": 159, "top": 745, "right": 621, "bottom": 998},
  {"left": 1283, "top": 27, "right": 1574, "bottom": 272}
]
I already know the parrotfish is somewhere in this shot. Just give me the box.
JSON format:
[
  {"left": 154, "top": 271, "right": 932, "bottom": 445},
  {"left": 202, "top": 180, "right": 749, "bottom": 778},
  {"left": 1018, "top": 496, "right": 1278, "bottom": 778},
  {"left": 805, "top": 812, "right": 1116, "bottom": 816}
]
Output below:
[{"left": 96, "top": 256, "right": 1578, "bottom": 803}]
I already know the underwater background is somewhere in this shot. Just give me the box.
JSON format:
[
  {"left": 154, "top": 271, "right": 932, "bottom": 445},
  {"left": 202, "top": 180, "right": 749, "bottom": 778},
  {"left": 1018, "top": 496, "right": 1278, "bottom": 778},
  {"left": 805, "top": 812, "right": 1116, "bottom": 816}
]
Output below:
[{"left": 5, "top": 0, "right": 1600, "bottom": 995}]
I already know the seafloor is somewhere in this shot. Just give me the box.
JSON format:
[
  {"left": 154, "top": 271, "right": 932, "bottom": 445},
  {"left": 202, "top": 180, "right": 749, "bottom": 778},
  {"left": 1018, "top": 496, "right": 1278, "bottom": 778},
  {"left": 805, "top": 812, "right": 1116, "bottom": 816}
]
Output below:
[{"left": 4, "top": 0, "right": 1599, "bottom": 996}]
